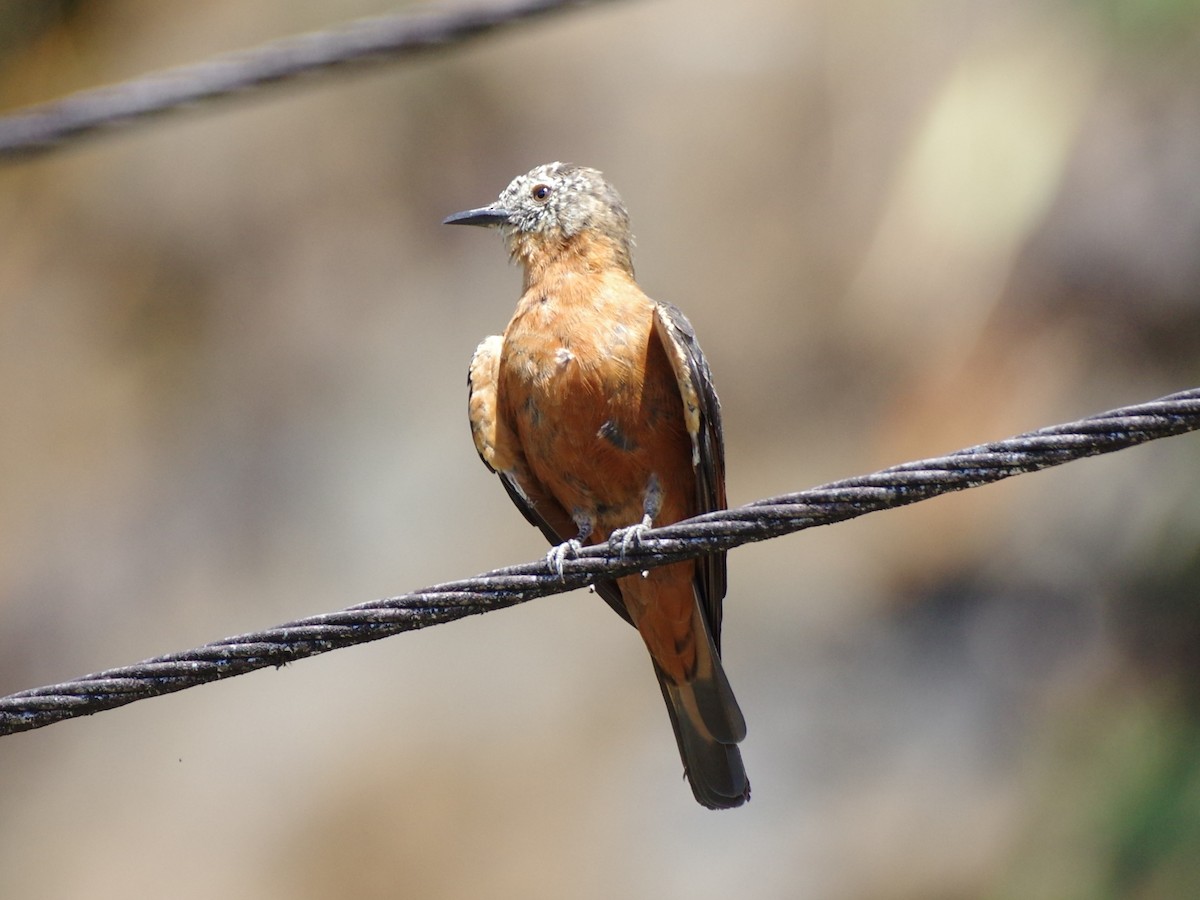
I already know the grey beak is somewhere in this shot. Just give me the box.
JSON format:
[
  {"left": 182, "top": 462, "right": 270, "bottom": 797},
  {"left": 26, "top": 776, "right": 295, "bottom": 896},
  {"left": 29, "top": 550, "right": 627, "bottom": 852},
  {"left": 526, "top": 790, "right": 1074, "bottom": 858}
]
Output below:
[{"left": 443, "top": 205, "right": 512, "bottom": 227}]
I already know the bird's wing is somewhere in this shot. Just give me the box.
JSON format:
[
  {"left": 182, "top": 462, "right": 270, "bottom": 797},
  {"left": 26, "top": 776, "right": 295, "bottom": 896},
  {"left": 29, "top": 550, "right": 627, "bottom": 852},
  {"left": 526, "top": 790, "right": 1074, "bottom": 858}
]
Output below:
[
  {"left": 468, "top": 335, "right": 632, "bottom": 625},
  {"left": 651, "top": 302, "right": 729, "bottom": 646}
]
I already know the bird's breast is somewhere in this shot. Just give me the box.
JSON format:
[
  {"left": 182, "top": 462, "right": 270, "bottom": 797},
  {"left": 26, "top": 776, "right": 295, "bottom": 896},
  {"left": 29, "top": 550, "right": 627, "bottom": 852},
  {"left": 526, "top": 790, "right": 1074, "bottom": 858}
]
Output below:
[
  {"left": 497, "top": 275, "right": 670, "bottom": 527},
  {"left": 501, "top": 277, "right": 650, "bottom": 408}
]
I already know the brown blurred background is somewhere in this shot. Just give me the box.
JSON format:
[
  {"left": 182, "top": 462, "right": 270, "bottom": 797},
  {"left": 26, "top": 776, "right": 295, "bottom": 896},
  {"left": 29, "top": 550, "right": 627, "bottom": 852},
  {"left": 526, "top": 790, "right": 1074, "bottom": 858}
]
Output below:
[{"left": 2, "top": 0, "right": 1199, "bottom": 897}]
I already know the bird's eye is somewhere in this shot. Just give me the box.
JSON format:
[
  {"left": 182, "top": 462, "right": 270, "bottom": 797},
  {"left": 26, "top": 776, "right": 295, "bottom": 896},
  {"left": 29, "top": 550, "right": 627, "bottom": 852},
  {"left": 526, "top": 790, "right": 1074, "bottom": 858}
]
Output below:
[{"left": 531, "top": 184, "right": 551, "bottom": 202}]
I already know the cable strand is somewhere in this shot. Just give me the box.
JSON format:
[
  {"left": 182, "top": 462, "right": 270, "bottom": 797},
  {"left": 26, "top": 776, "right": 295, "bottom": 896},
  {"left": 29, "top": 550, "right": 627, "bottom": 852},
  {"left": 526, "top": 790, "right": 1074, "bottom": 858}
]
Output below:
[
  {"left": 0, "top": 0, "right": 624, "bottom": 158},
  {"left": 1, "top": 387, "right": 1197, "bottom": 736}
]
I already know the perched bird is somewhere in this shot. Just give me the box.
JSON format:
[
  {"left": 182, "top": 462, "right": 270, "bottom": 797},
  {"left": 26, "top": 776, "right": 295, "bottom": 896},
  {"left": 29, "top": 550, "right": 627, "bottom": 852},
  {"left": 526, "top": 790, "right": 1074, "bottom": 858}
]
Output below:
[{"left": 445, "top": 163, "right": 749, "bottom": 809}]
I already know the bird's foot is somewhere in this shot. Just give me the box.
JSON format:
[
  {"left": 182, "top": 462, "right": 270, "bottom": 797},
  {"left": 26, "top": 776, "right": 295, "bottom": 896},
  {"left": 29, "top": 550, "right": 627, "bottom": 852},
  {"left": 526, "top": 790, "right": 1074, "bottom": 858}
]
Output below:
[
  {"left": 546, "top": 539, "right": 583, "bottom": 581},
  {"left": 609, "top": 514, "right": 653, "bottom": 558}
]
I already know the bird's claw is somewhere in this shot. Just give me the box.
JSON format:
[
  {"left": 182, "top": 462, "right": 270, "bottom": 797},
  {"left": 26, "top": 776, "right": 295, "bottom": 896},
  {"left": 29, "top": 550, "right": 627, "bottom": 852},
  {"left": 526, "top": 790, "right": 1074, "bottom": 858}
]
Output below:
[
  {"left": 609, "top": 517, "right": 653, "bottom": 558},
  {"left": 546, "top": 539, "right": 583, "bottom": 580}
]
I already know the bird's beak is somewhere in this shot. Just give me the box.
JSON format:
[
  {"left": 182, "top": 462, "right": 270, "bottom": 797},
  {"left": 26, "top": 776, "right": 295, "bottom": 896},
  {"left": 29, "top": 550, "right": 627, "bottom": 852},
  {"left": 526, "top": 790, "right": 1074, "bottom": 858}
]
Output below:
[{"left": 442, "top": 205, "right": 513, "bottom": 227}]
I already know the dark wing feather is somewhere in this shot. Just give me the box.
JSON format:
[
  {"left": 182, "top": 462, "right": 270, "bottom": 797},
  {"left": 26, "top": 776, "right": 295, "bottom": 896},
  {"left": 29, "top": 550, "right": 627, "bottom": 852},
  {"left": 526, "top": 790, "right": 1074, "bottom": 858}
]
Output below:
[{"left": 651, "top": 302, "right": 728, "bottom": 648}]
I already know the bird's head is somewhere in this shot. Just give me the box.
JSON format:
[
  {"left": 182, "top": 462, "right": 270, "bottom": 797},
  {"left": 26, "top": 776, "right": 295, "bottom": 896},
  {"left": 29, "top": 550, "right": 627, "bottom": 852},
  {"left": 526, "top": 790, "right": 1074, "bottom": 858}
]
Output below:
[{"left": 444, "top": 162, "right": 633, "bottom": 275}]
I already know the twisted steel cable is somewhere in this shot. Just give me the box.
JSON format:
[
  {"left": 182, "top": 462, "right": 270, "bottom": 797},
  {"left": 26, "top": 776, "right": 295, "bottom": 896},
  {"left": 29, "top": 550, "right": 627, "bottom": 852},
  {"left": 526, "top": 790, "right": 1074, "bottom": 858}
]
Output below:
[
  {"left": 0, "top": 0, "right": 622, "bottom": 158},
  {"left": 2, "top": 387, "right": 1197, "bottom": 736}
]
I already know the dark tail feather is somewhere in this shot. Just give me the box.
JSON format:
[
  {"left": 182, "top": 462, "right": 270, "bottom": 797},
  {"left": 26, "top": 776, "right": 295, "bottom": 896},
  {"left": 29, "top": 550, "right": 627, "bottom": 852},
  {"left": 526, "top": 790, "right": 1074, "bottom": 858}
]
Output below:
[{"left": 652, "top": 617, "right": 750, "bottom": 810}]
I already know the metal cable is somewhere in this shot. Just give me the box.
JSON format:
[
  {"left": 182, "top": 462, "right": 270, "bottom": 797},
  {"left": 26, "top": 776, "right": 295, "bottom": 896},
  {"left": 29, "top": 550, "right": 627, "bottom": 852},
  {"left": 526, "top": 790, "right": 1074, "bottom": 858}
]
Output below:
[
  {"left": 2, "top": 387, "right": 1197, "bottom": 736},
  {"left": 0, "top": 0, "right": 623, "bottom": 158}
]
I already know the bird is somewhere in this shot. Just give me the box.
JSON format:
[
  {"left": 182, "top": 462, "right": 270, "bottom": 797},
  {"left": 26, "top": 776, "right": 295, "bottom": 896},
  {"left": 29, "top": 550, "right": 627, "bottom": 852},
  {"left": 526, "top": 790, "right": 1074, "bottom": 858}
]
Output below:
[{"left": 445, "top": 162, "right": 749, "bottom": 809}]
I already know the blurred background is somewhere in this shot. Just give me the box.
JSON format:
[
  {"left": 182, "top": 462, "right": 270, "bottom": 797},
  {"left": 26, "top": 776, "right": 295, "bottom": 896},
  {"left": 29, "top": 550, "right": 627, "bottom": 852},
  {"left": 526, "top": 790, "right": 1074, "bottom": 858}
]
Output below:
[{"left": 1, "top": 0, "right": 1199, "bottom": 897}]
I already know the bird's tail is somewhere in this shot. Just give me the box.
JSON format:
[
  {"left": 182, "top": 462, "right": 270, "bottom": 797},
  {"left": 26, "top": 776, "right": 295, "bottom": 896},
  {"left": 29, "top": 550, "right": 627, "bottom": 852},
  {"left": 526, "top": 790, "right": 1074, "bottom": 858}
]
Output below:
[{"left": 652, "top": 605, "right": 750, "bottom": 810}]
